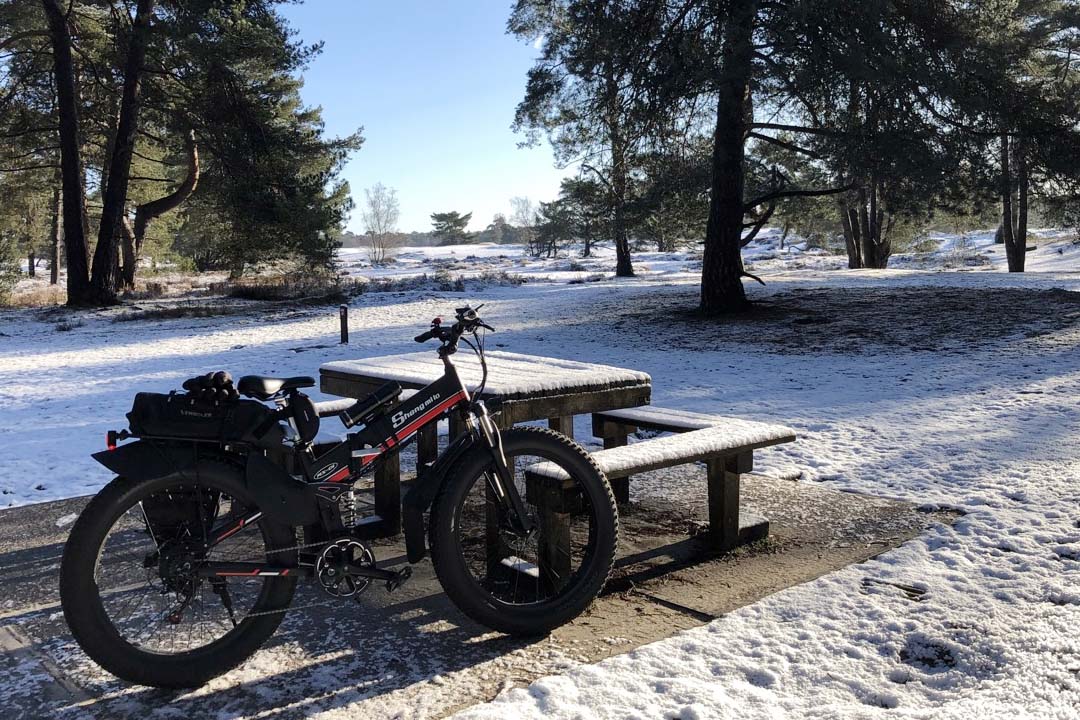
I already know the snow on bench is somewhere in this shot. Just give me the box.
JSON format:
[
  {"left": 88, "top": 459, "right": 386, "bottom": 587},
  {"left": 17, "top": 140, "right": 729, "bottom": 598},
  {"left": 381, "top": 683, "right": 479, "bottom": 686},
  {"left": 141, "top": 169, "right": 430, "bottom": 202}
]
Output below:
[
  {"left": 533, "top": 420, "right": 796, "bottom": 481},
  {"left": 529, "top": 416, "right": 796, "bottom": 551},
  {"left": 592, "top": 406, "right": 732, "bottom": 435}
]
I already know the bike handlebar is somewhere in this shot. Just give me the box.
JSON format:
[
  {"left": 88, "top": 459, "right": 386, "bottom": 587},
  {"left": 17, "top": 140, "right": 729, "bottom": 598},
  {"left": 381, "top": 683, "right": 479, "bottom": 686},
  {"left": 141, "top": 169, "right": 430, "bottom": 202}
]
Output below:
[{"left": 413, "top": 305, "right": 493, "bottom": 349}]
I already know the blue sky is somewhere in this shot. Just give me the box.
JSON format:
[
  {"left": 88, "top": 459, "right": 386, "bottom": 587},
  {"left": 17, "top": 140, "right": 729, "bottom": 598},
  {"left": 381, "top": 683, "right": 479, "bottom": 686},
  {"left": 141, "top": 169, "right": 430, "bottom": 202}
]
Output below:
[{"left": 279, "top": 1, "right": 566, "bottom": 234}]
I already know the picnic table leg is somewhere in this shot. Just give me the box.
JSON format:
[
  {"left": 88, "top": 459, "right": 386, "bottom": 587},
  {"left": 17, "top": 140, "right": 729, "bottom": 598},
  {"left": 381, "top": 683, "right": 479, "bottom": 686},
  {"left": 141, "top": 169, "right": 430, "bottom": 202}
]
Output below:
[
  {"left": 707, "top": 456, "right": 740, "bottom": 551},
  {"left": 591, "top": 415, "right": 631, "bottom": 505},
  {"left": 537, "top": 505, "right": 572, "bottom": 594},
  {"left": 416, "top": 423, "right": 438, "bottom": 475},
  {"left": 449, "top": 412, "right": 467, "bottom": 442},
  {"left": 374, "top": 455, "right": 401, "bottom": 536},
  {"left": 706, "top": 453, "right": 756, "bottom": 551},
  {"left": 547, "top": 415, "right": 574, "bottom": 439}
]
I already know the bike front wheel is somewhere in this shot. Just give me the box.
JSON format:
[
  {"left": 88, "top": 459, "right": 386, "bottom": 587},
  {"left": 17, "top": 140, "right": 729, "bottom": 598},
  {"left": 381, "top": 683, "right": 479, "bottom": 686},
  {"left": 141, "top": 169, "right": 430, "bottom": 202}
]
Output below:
[{"left": 429, "top": 426, "right": 618, "bottom": 635}]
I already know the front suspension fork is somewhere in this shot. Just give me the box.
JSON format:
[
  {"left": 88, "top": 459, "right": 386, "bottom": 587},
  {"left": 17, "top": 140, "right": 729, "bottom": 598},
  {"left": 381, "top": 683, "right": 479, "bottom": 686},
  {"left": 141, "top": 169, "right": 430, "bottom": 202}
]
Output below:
[{"left": 470, "top": 402, "right": 534, "bottom": 535}]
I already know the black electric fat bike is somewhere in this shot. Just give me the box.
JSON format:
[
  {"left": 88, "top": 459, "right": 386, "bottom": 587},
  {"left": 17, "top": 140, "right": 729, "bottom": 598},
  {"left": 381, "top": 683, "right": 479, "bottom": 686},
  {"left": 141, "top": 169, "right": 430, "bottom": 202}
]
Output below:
[{"left": 59, "top": 306, "right": 618, "bottom": 688}]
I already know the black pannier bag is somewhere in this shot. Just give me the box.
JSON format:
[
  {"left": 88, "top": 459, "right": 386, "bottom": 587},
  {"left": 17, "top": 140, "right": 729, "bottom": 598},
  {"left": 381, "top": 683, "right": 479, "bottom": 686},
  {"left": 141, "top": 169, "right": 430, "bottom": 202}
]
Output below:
[{"left": 126, "top": 392, "right": 284, "bottom": 449}]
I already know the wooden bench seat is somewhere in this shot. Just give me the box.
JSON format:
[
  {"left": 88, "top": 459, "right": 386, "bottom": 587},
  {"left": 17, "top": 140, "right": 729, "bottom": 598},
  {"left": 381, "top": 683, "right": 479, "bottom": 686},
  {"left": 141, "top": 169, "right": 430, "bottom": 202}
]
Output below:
[
  {"left": 528, "top": 414, "right": 796, "bottom": 557},
  {"left": 592, "top": 405, "right": 731, "bottom": 437}
]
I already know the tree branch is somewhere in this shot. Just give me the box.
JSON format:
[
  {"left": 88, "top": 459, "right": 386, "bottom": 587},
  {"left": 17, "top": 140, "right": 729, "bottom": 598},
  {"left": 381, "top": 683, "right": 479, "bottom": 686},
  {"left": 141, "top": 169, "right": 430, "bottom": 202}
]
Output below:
[
  {"left": 749, "top": 123, "right": 846, "bottom": 137},
  {"left": 0, "top": 163, "right": 60, "bottom": 172},
  {"left": 745, "top": 184, "right": 854, "bottom": 211},
  {"left": 0, "top": 30, "right": 50, "bottom": 53},
  {"left": 741, "top": 202, "right": 776, "bottom": 247},
  {"left": 747, "top": 132, "right": 821, "bottom": 159}
]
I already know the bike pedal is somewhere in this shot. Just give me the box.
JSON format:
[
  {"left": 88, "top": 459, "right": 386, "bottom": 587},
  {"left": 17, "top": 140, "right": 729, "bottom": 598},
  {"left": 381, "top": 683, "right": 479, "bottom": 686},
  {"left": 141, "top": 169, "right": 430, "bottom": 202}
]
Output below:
[{"left": 385, "top": 567, "right": 412, "bottom": 593}]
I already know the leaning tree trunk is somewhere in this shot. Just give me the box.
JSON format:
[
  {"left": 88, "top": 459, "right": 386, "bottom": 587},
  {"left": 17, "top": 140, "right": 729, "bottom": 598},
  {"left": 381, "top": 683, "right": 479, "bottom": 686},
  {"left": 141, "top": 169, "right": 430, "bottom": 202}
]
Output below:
[
  {"left": 700, "top": 0, "right": 755, "bottom": 314},
  {"left": 120, "top": 130, "right": 199, "bottom": 288},
  {"left": 50, "top": 183, "right": 62, "bottom": 285},
  {"left": 41, "top": 0, "right": 91, "bottom": 305},
  {"left": 91, "top": 0, "right": 154, "bottom": 304}
]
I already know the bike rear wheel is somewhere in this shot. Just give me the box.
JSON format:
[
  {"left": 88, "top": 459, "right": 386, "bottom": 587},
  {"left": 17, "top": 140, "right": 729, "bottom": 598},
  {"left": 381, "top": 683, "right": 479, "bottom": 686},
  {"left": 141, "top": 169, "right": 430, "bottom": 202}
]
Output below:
[
  {"left": 429, "top": 426, "right": 618, "bottom": 635},
  {"left": 59, "top": 463, "right": 297, "bottom": 688}
]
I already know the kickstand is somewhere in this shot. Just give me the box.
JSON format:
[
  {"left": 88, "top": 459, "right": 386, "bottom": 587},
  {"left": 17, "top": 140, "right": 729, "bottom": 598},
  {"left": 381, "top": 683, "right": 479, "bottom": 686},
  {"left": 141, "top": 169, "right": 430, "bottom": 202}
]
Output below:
[{"left": 211, "top": 579, "right": 238, "bottom": 626}]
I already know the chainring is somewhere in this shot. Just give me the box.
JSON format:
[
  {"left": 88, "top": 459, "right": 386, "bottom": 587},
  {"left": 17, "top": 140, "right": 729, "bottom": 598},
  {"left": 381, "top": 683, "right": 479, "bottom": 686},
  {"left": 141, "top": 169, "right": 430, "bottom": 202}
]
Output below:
[{"left": 315, "top": 538, "right": 375, "bottom": 598}]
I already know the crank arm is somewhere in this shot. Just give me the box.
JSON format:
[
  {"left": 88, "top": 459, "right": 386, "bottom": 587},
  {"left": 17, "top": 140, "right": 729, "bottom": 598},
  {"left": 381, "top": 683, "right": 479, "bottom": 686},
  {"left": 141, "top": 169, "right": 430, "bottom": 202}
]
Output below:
[
  {"left": 344, "top": 564, "right": 414, "bottom": 592},
  {"left": 343, "top": 564, "right": 401, "bottom": 582}
]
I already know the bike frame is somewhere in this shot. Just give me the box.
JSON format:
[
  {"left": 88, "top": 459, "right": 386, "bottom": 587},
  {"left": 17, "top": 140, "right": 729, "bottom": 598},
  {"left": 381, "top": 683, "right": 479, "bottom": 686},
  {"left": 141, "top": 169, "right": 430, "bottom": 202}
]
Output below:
[{"left": 197, "top": 347, "right": 531, "bottom": 580}]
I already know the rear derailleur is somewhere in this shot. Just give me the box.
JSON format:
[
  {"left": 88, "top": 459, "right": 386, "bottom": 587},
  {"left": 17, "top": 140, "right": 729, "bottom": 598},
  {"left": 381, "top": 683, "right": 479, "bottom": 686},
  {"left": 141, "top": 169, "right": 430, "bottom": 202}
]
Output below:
[{"left": 315, "top": 538, "right": 412, "bottom": 601}]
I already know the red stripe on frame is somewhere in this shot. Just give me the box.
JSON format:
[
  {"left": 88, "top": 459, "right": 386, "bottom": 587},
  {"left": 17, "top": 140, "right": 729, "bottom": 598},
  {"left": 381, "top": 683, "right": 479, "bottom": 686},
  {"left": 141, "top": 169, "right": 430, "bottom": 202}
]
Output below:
[{"left": 384, "top": 391, "right": 466, "bottom": 449}]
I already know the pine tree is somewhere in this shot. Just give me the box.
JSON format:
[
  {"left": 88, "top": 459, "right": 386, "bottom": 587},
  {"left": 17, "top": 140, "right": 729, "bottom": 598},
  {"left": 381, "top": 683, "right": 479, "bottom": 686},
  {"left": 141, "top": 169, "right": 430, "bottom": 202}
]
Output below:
[{"left": 431, "top": 211, "right": 474, "bottom": 245}]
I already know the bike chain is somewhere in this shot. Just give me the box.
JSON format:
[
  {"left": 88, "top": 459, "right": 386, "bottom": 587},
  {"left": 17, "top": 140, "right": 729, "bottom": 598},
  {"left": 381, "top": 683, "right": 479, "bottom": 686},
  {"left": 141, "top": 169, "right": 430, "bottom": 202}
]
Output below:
[{"left": 227, "top": 537, "right": 361, "bottom": 620}]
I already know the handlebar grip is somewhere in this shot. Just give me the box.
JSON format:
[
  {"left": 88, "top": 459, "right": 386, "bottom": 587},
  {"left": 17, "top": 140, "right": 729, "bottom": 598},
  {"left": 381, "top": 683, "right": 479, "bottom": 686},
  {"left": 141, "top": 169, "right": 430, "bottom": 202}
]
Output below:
[{"left": 414, "top": 330, "right": 435, "bottom": 343}]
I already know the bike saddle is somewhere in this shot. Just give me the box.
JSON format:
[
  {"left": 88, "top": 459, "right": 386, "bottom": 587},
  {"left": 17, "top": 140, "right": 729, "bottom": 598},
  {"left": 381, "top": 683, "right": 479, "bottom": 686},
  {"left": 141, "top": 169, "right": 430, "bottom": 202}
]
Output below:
[{"left": 237, "top": 375, "right": 315, "bottom": 400}]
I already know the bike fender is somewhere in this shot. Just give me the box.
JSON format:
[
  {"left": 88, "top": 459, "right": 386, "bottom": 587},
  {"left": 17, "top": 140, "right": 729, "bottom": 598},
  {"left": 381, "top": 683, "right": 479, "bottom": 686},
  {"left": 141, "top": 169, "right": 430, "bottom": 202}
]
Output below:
[
  {"left": 402, "top": 432, "right": 477, "bottom": 563},
  {"left": 92, "top": 441, "right": 202, "bottom": 480}
]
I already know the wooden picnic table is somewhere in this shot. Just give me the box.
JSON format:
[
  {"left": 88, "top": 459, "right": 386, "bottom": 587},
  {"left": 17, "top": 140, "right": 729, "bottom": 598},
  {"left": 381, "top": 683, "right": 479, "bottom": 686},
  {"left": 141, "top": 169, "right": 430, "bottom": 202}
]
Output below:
[{"left": 320, "top": 350, "right": 652, "bottom": 535}]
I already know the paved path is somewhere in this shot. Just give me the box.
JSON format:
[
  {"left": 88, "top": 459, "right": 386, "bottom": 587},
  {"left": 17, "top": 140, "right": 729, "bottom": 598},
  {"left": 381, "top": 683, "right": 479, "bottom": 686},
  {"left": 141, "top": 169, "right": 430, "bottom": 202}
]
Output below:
[{"left": 0, "top": 475, "right": 943, "bottom": 719}]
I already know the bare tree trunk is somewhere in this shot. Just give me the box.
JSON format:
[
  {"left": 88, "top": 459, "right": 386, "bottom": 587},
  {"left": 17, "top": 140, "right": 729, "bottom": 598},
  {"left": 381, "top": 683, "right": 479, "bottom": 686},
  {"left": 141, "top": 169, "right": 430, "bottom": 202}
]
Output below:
[
  {"left": 700, "top": 0, "right": 755, "bottom": 314},
  {"left": 50, "top": 183, "right": 61, "bottom": 285},
  {"left": 1000, "top": 133, "right": 1020, "bottom": 272},
  {"left": 41, "top": 0, "right": 91, "bottom": 305},
  {"left": 27, "top": 249, "right": 35, "bottom": 277},
  {"left": 91, "top": 0, "right": 154, "bottom": 304},
  {"left": 1011, "top": 135, "right": 1028, "bottom": 273},
  {"left": 840, "top": 204, "right": 862, "bottom": 268},
  {"left": 604, "top": 61, "right": 634, "bottom": 277},
  {"left": 120, "top": 130, "right": 199, "bottom": 288}
]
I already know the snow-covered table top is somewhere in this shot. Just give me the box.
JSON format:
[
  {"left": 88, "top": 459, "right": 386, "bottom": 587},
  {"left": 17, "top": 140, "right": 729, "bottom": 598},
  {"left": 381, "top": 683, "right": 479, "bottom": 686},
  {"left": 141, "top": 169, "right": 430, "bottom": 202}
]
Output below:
[
  {"left": 322, "top": 350, "right": 651, "bottom": 398},
  {"left": 321, "top": 351, "right": 652, "bottom": 424}
]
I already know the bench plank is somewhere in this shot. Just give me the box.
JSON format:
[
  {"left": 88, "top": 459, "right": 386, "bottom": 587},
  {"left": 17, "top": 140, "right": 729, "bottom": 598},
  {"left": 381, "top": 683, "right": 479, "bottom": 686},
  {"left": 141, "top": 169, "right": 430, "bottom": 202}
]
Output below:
[
  {"left": 527, "top": 419, "right": 795, "bottom": 554},
  {"left": 593, "top": 406, "right": 731, "bottom": 434},
  {"left": 602, "top": 422, "right": 794, "bottom": 478}
]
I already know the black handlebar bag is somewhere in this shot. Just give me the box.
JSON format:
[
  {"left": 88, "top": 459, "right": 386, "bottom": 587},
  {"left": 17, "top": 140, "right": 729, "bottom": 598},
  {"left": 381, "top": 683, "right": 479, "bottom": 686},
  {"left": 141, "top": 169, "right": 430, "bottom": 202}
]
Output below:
[{"left": 126, "top": 392, "right": 284, "bottom": 448}]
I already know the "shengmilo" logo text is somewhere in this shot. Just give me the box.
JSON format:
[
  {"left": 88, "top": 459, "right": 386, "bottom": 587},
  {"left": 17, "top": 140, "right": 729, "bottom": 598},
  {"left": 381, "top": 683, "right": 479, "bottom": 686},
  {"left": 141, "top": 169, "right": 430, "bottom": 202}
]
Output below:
[{"left": 391, "top": 393, "right": 441, "bottom": 428}]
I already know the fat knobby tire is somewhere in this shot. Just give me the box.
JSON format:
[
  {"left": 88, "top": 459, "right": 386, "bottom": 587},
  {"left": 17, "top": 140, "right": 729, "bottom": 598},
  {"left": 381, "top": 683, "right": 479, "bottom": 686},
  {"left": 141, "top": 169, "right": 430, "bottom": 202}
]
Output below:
[
  {"left": 428, "top": 426, "right": 619, "bottom": 636},
  {"left": 59, "top": 466, "right": 297, "bottom": 688}
]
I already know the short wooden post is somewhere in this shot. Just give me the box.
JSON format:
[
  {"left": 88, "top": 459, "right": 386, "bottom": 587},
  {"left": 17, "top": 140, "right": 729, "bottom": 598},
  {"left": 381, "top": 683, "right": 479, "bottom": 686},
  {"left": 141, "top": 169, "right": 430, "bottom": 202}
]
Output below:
[
  {"left": 339, "top": 304, "right": 349, "bottom": 344},
  {"left": 374, "top": 456, "right": 401, "bottom": 535},
  {"left": 547, "top": 415, "right": 574, "bottom": 439},
  {"left": 707, "top": 456, "right": 741, "bottom": 551}
]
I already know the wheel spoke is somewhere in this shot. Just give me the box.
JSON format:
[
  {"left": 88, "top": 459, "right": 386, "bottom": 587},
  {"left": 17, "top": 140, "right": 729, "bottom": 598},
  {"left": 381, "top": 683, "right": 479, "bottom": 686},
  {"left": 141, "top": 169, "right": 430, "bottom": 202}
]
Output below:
[
  {"left": 91, "top": 481, "right": 285, "bottom": 654},
  {"left": 453, "top": 445, "right": 600, "bottom": 607}
]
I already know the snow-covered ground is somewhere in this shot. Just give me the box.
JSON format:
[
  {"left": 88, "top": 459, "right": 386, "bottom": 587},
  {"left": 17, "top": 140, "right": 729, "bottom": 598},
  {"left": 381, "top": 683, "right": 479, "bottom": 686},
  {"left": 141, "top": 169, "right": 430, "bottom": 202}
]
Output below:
[{"left": 1, "top": 229, "right": 1079, "bottom": 717}]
